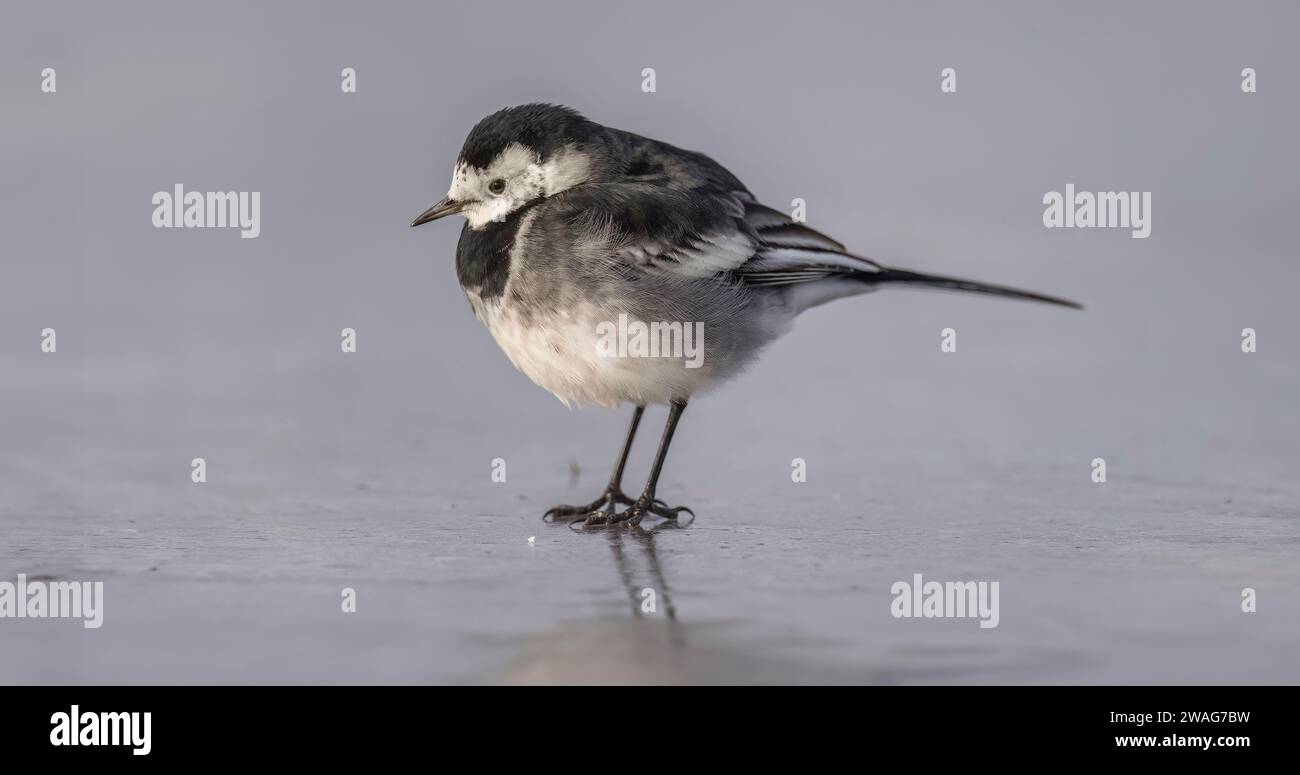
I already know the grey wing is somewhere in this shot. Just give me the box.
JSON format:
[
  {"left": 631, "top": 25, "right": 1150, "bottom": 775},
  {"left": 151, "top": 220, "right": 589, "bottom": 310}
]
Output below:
[
  {"left": 733, "top": 199, "right": 886, "bottom": 285},
  {"left": 550, "top": 182, "right": 883, "bottom": 284}
]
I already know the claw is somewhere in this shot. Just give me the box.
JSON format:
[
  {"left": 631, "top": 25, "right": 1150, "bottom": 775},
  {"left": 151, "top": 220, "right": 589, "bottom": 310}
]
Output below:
[
  {"left": 549, "top": 489, "right": 694, "bottom": 530},
  {"left": 652, "top": 502, "right": 693, "bottom": 520},
  {"left": 542, "top": 502, "right": 598, "bottom": 523},
  {"left": 543, "top": 487, "right": 631, "bottom": 523},
  {"left": 608, "top": 496, "right": 695, "bottom": 528},
  {"left": 568, "top": 509, "right": 616, "bottom": 531}
]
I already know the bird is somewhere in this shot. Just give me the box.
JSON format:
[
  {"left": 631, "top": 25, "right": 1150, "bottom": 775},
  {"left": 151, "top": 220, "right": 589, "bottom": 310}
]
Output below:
[{"left": 411, "top": 104, "right": 1080, "bottom": 528}]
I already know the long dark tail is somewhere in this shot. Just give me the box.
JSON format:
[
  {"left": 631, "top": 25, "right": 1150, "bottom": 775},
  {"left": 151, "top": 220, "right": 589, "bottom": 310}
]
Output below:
[{"left": 869, "top": 268, "right": 1083, "bottom": 310}]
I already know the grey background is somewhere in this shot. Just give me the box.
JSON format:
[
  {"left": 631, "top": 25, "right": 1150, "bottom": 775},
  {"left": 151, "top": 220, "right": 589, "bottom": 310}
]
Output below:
[{"left": 1, "top": 0, "right": 1297, "bottom": 683}]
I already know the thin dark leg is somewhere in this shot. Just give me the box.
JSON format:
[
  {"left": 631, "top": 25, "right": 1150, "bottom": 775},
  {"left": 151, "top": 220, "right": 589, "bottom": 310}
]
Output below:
[
  {"left": 543, "top": 406, "right": 645, "bottom": 522},
  {"left": 606, "top": 405, "right": 644, "bottom": 495},
  {"left": 607, "top": 400, "right": 694, "bottom": 528},
  {"left": 642, "top": 400, "right": 686, "bottom": 498}
]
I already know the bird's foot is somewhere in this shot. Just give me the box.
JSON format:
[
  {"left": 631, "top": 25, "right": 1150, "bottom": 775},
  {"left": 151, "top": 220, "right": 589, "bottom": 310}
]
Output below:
[
  {"left": 542, "top": 486, "right": 635, "bottom": 524},
  {"left": 596, "top": 495, "right": 694, "bottom": 529}
]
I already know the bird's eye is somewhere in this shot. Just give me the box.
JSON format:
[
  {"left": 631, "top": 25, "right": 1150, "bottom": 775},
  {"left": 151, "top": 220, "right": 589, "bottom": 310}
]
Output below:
[{"left": 488, "top": 179, "right": 507, "bottom": 195}]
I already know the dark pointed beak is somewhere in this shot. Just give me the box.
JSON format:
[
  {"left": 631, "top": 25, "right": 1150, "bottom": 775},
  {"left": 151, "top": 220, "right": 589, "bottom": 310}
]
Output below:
[{"left": 410, "top": 196, "right": 464, "bottom": 227}]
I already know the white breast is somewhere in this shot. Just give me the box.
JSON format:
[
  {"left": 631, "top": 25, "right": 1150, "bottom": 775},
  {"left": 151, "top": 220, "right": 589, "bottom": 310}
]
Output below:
[{"left": 467, "top": 293, "right": 720, "bottom": 408}]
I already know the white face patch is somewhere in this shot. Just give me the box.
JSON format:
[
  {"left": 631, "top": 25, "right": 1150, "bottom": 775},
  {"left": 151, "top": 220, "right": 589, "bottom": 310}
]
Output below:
[
  {"left": 539, "top": 149, "right": 591, "bottom": 197},
  {"left": 448, "top": 143, "right": 543, "bottom": 229},
  {"left": 447, "top": 142, "right": 593, "bottom": 230}
]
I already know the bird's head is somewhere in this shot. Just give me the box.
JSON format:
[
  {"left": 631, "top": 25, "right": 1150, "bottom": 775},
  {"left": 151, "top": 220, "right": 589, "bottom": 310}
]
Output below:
[{"left": 411, "top": 104, "right": 602, "bottom": 231}]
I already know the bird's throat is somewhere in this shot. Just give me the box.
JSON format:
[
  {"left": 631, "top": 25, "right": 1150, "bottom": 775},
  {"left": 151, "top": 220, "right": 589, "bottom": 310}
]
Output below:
[{"left": 454, "top": 203, "right": 536, "bottom": 300}]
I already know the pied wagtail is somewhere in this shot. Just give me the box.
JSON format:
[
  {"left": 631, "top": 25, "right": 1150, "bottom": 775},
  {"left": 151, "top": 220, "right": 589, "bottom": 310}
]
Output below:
[{"left": 411, "top": 104, "right": 1079, "bottom": 528}]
